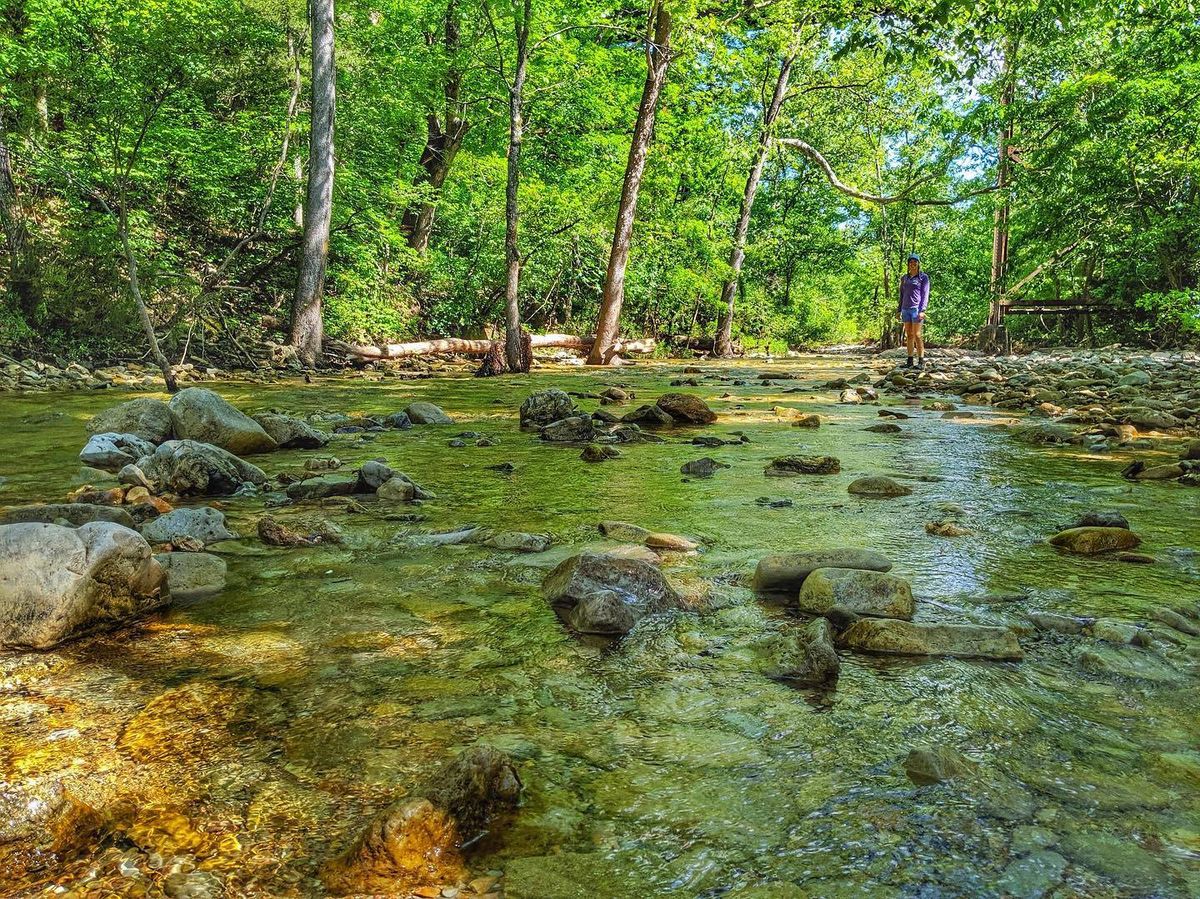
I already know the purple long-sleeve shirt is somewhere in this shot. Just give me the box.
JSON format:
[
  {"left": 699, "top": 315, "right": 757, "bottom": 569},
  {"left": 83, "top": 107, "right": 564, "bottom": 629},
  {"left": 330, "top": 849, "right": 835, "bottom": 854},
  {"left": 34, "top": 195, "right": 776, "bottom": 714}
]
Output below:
[{"left": 899, "top": 272, "right": 930, "bottom": 313}]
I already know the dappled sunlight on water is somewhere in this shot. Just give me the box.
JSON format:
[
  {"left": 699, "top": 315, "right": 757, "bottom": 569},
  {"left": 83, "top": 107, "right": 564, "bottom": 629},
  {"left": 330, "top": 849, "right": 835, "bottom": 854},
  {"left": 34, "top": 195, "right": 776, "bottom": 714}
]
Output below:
[{"left": 1, "top": 356, "right": 1199, "bottom": 896}]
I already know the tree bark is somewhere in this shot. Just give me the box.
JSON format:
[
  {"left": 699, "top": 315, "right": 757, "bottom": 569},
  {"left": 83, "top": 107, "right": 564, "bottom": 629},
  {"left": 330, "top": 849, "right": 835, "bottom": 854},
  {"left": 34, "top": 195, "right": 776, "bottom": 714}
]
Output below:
[
  {"left": 291, "top": 0, "right": 336, "bottom": 368},
  {"left": 502, "top": 0, "right": 532, "bottom": 373},
  {"left": 117, "top": 201, "right": 178, "bottom": 392},
  {"left": 989, "top": 37, "right": 1016, "bottom": 327},
  {"left": 587, "top": 0, "right": 671, "bottom": 365},
  {"left": 402, "top": 0, "right": 469, "bottom": 254},
  {"left": 332, "top": 333, "right": 655, "bottom": 360},
  {"left": 713, "top": 51, "right": 794, "bottom": 357},
  {"left": 0, "top": 130, "right": 41, "bottom": 320}
]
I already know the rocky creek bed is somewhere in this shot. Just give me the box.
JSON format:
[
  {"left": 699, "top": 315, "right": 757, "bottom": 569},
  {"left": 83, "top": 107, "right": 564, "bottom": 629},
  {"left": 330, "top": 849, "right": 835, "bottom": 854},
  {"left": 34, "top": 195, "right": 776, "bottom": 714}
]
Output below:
[{"left": 1, "top": 350, "right": 1199, "bottom": 898}]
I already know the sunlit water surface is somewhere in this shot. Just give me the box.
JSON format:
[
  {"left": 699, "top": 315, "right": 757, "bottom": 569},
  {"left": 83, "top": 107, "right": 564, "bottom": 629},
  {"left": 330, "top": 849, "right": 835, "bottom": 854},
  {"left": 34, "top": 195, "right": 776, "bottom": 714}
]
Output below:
[{"left": 1, "top": 356, "right": 1198, "bottom": 897}]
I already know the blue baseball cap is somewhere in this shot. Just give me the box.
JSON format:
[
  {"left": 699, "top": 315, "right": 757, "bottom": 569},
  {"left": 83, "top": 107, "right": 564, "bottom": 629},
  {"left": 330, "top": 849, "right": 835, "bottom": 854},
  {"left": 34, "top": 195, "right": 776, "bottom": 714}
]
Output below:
[{"left": 907, "top": 254, "right": 920, "bottom": 262}]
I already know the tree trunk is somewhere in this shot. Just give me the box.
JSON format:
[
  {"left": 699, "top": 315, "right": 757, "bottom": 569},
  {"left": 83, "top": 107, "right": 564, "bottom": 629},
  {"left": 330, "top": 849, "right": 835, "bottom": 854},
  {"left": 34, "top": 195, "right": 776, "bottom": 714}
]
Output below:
[
  {"left": 0, "top": 130, "right": 41, "bottom": 320},
  {"left": 713, "top": 51, "right": 794, "bottom": 357},
  {"left": 502, "top": 0, "right": 532, "bottom": 374},
  {"left": 988, "top": 37, "right": 1015, "bottom": 328},
  {"left": 587, "top": 1, "right": 671, "bottom": 365},
  {"left": 332, "top": 333, "right": 656, "bottom": 360},
  {"left": 290, "top": 0, "right": 335, "bottom": 368},
  {"left": 118, "top": 202, "right": 177, "bottom": 392},
  {"left": 402, "top": 0, "right": 469, "bottom": 254}
]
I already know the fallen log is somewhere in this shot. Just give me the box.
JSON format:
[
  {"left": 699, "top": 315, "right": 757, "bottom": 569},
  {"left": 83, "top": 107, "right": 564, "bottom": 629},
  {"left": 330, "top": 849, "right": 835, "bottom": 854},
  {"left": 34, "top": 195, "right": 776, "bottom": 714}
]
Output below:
[{"left": 328, "top": 334, "right": 656, "bottom": 361}]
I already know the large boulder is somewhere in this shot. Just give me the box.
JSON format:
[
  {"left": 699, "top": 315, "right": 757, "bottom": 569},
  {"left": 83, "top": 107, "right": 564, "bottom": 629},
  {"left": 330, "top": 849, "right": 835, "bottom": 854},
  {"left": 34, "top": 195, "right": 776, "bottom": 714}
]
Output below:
[
  {"left": 520, "top": 389, "right": 575, "bottom": 427},
  {"left": 251, "top": 412, "right": 330, "bottom": 449},
  {"left": 168, "top": 387, "right": 277, "bottom": 454},
  {"left": 753, "top": 549, "right": 893, "bottom": 595},
  {"left": 404, "top": 402, "right": 454, "bottom": 425},
  {"left": 0, "top": 522, "right": 169, "bottom": 649},
  {"left": 655, "top": 393, "right": 717, "bottom": 424},
  {"left": 0, "top": 503, "right": 136, "bottom": 529},
  {"left": 798, "top": 568, "right": 914, "bottom": 619},
  {"left": 543, "top": 551, "right": 683, "bottom": 635},
  {"left": 838, "top": 618, "right": 1023, "bottom": 661},
  {"left": 86, "top": 397, "right": 173, "bottom": 443},
  {"left": 622, "top": 404, "right": 675, "bottom": 427},
  {"left": 1048, "top": 526, "right": 1141, "bottom": 555},
  {"left": 136, "top": 440, "right": 268, "bottom": 497},
  {"left": 79, "top": 432, "right": 156, "bottom": 472},
  {"left": 140, "top": 507, "right": 237, "bottom": 545},
  {"left": 154, "top": 551, "right": 226, "bottom": 600}
]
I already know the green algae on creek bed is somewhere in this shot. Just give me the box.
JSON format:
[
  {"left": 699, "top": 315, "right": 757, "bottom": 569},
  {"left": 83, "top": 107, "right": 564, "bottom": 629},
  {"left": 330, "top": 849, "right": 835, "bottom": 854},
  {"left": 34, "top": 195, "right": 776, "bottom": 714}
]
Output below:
[{"left": 1, "top": 356, "right": 1199, "bottom": 897}]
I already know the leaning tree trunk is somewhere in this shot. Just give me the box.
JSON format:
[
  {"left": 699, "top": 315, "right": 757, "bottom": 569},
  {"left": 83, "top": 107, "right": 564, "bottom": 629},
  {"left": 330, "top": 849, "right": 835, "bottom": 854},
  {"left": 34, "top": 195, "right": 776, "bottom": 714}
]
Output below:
[
  {"left": 713, "top": 51, "right": 794, "bottom": 357},
  {"left": 117, "top": 202, "right": 178, "bottom": 392},
  {"left": 291, "top": 0, "right": 336, "bottom": 368},
  {"left": 402, "top": 0, "right": 468, "bottom": 255},
  {"left": 988, "top": 37, "right": 1015, "bottom": 329},
  {"left": 587, "top": 1, "right": 671, "bottom": 365},
  {"left": 0, "top": 130, "right": 41, "bottom": 320},
  {"left": 502, "top": 0, "right": 532, "bottom": 373}
]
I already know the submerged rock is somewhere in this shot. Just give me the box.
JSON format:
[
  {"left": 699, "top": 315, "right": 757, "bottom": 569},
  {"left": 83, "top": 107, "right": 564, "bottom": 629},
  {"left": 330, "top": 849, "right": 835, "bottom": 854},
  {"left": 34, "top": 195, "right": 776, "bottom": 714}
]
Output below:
[
  {"left": 753, "top": 549, "right": 893, "bottom": 595},
  {"left": 904, "top": 745, "right": 975, "bottom": 784},
  {"left": 797, "top": 568, "right": 914, "bottom": 619},
  {"left": 79, "top": 432, "right": 156, "bottom": 472},
  {"left": 1059, "top": 831, "right": 1171, "bottom": 894},
  {"left": 169, "top": 387, "right": 277, "bottom": 454},
  {"left": 258, "top": 515, "right": 343, "bottom": 547},
  {"left": 764, "top": 455, "right": 840, "bottom": 476},
  {"left": 0, "top": 522, "right": 169, "bottom": 648},
  {"left": 154, "top": 551, "right": 227, "bottom": 599},
  {"left": 749, "top": 617, "right": 840, "bottom": 686},
  {"left": 680, "top": 457, "right": 729, "bottom": 478},
  {"left": 483, "top": 531, "right": 551, "bottom": 552},
  {"left": 655, "top": 393, "right": 717, "bottom": 424},
  {"left": 141, "top": 507, "right": 236, "bottom": 545},
  {"left": 137, "top": 440, "right": 267, "bottom": 497},
  {"left": 838, "top": 619, "right": 1023, "bottom": 660},
  {"left": 87, "top": 397, "right": 173, "bottom": 443},
  {"left": 599, "top": 521, "right": 650, "bottom": 542},
  {"left": 323, "top": 747, "right": 520, "bottom": 896},
  {"left": 520, "top": 389, "right": 575, "bottom": 427},
  {"left": 1048, "top": 526, "right": 1141, "bottom": 555},
  {"left": 252, "top": 412, "right": 330, "bottom": 449},
  {"left": 847, "top": 475, "right": 913, "bottom": 498},
  {"left": 543, "top": 551, "right": 684, "bottom": 636},
  {"left": 580, "top": 444, "right": 620, "bottom": 462},
  {"left": 1072, "top": 510, "right": 1130, "bottom": 530}
]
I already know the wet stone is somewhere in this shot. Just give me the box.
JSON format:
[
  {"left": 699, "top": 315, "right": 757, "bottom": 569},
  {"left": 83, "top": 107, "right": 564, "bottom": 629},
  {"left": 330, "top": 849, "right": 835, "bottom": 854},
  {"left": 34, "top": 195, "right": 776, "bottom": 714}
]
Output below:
[{"left": 763, "top": 455, "right": 840, "bottom": 476}]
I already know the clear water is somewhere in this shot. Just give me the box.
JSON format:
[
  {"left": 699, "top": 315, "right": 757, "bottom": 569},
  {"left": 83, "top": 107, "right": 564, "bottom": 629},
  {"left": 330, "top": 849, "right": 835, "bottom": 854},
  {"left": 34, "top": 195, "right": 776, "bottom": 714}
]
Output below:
[{"left": 1, "top": 356, "right": 1198, "bottom": 897}]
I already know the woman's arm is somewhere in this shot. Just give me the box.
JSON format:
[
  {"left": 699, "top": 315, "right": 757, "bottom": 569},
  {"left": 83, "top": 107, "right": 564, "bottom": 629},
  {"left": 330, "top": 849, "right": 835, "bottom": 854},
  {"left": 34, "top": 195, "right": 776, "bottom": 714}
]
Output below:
[{"left": 919, "top": 275, "right": 930, "bottom": 313}]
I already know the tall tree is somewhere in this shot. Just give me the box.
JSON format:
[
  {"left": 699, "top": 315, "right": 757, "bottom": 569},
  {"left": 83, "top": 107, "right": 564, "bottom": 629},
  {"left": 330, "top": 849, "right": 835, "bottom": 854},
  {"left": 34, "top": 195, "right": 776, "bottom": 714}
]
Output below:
[
  {"left": 713, "top": 48, "right": 795, "bottom": 357},
  {"left": 0, "top": 126, "right": 39, "bottom": 319},
  {"left": 402, "top": 0, "right": 470, "bottom": 255},
  {"left": 587, "top": 0, "right": 671, "bottom": 365},
  {"left": 291, "top": 0, "right": 336, "bottom": 367}
]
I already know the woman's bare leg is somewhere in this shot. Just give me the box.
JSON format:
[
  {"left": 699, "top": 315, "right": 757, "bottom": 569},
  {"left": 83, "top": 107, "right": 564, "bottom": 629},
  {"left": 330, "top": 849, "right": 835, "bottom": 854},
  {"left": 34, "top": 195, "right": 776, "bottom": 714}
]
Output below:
[
  {"left": 915, "top": 323, "right": 924, "bottom": 358},
  {"left": 904, "top": 322, "right": 915, "bottom": 357}
]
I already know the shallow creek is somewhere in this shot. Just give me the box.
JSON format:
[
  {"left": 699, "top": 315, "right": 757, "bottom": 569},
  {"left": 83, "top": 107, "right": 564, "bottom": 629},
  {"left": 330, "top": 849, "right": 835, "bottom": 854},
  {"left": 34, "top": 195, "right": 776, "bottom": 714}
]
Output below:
[{"left": 1, "top": 355, "right": 1199, "bottom": 898}]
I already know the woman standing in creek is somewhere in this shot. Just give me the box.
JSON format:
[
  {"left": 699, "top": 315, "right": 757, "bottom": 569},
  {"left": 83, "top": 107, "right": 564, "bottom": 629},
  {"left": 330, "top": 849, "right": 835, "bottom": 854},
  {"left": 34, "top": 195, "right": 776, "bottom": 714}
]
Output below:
[{"left": 899, "top": 253, "right": 931, "bottom": 368}]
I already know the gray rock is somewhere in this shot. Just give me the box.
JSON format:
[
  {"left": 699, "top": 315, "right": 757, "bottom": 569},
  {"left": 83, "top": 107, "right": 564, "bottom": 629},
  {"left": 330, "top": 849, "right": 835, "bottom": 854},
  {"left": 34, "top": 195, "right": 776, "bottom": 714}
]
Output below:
[
  {"left": 847, "top": 475, "right": 913, "bottom": 498},
  {"left": 168, "top": 387, "right": 277, "bottom": 454},
  {"left": 285, "top": 475, "right": 358, "bottom": 501},
  {"left": 681, "top": 457, "right": 729, "bottom": 478},
  {"left": 356, "top": 459, "right": 395, "bottom": 491},
  {"left": 382, "top": 411, "right": 412, "bottom": 429},
  {"left": 252, "top": 412, "right": 330, "bottom": 449},
  {"left": 1118, "top": 370, "right": 1151, "bottom": 387},
  {"left": 154, "top": 551, "right": 227, "bottom": 600},
  {"left": 655, "top": 393, "right": 717, "bottom": 424},
  {"left": 622, "top": 404, "right": 675, "bottom": 427},
  {"left": 520, "top": 389, "right": 575, "bottom": 427},
  {"left": 86, "top": 397, "right": 173, "bottom": 443},
  {"left": 1151, "top": 606, "right": 1200, "bottom": 636},
  {"left": 543, "top": 552, "right": 683, "bottom": 636},
  {"left": 483, "top": 531, "right": 551, "bottom": 553},
  {"left": 376, "top": 477, "right": 416, "bottom": 502},
  {"left": 0, "top": 503, "right": 136, "bottom": 529},
  {"left": 753, "top": 549, "right": 893, "bottom": 595},
  {"left": 838, "top": 619, "right": 1024, "bottom": 660},
  {"left": 1076, "top": 644, "right": 1182, "bottom": 684},
  {"left": 79, "top": 432, "right": 156, "bottom": 472},
  {"left": 750, "top": 618, "right": 840, "bottom": 686},
  {"left": 1027, "top": 610, "right": 1092, "bottom": 634},
  {"left": 136, "top": 440, "right": 267, "bottom": 497},
  {"left": 0, "top": 522, "right": 169, "bottom": 649},
  {"left": 141, "top": 507, "right": 237, "bottom": 545},
  {"left": 1072, "top": 511, "right": 1130, "bottom": 530},
  {"left": 540, "top": 416, "right": 595, "bottom": 442},
  {"left": 1048, "top": 526, "right": 1141, "bottom": 555},
  {"left": 404, "top": 401, "right": 454, "bottom": 424},
  {"left": 798, "top": 568, "right": 914, "bottom": 619},
  {"left": 599, "top": 521, "right": 650, "bottom": 542}
]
